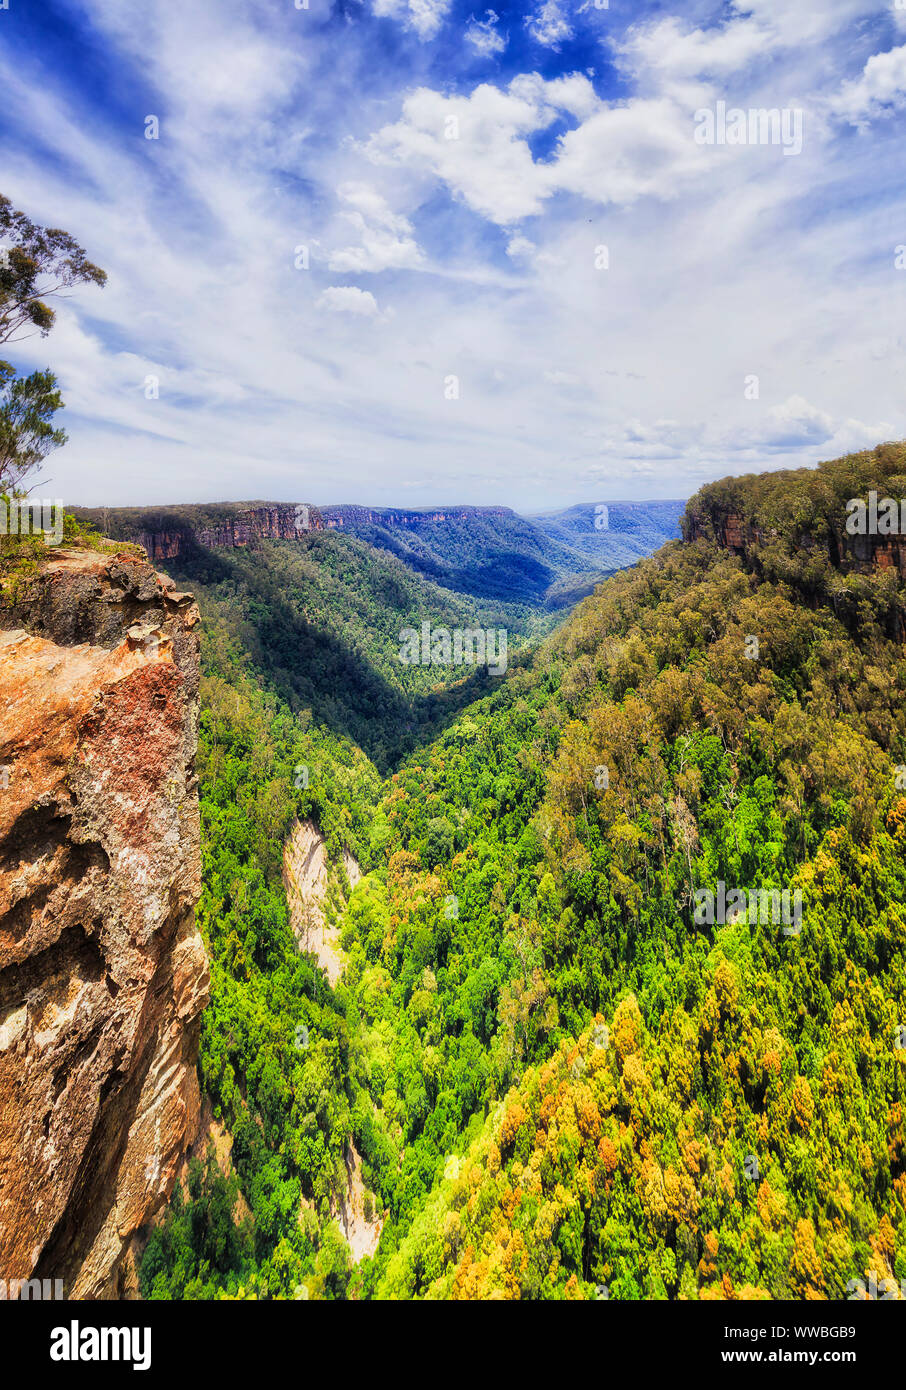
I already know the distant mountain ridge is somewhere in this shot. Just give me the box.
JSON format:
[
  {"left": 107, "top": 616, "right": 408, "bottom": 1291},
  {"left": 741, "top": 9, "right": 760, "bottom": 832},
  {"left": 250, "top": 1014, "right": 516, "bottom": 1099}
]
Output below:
[
  {"left": 73, "top": 497, "right": 685, "bottom": 609},
  {"left": 73, "top": 500, "right": 600, "bottom": 606},
  {"left": 319, "top": 503, "right": 603, "bottom": 606},
  {"left": 530, "top": 499, "right": 686, "bottom": 569},
  {"left": 322, "top": 505, "right": 512, "bottom": 525}
]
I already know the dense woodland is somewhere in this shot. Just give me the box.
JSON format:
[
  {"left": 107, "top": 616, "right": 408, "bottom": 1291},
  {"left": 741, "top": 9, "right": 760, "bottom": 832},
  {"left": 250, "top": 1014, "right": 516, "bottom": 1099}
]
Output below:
[
  {"left": 141, "top": 443, "right": 906, "bottom": 1301},
  {"left": 167, "top": 532, "right": 561, "bottom": 770}
]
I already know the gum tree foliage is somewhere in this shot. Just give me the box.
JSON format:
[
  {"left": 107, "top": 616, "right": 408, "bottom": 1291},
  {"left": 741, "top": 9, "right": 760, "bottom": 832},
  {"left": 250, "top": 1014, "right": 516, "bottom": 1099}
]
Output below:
[
  {"left": 0, "top": 194, "right": 105, "bottom": 491},
  {"left": 0, "top": 364, "right": 67, "bottom": 491},
  {"left": 0, "top": 192, "right": 107, "bottom": 344}
]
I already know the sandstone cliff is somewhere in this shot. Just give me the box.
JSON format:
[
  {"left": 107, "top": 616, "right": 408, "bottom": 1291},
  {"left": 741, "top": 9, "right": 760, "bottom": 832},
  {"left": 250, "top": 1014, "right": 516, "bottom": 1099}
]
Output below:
[
  {"left": 0, "top": 548, "right": 208, "bottom": 1298},
  {"left": 683, "top": 505, "right": 906, "bottom": 580},
  {"left": 680, "top": 444, "right": 906, "bottom": 587},
  {"left": 73, "top": 501, "right": 517, "bottom": 563},
  {"left": 135, "top": 504, "right": 324, "bottom": 562}
]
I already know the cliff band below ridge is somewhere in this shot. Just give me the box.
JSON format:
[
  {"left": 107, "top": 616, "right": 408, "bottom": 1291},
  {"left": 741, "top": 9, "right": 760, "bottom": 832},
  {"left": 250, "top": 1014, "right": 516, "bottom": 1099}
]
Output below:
[
  {"left": 74, "top": 503, "right": 517, "bottom": 563},
  {"left": 685, "top": 507, "right": 906, "bottom": 579},
  {"left": 0, "top": 549, "right": 208, "bottom": 1299}
]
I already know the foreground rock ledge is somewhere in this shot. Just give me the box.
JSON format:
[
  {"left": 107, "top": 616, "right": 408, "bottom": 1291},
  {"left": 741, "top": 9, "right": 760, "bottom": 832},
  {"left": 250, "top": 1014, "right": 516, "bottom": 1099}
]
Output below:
[{"left": 0, "top": 549, "right": 209, "bottom": 1299}]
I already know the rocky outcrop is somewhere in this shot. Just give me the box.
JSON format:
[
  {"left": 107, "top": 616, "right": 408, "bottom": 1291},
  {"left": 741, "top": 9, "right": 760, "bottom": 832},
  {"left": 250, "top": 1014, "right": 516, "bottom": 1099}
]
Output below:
[
  {"left": 847, "top": 532, "right": 906, "bottom": 579},
  {"left": 0, "top": 548, "right": 208, "bottom": 1299},
  {"left": 281, "top": 820, "right": 381, "bottom": 1262},
  {"left": 184, "top": 505, "right": 324, "bottom": 554},
  {"left": 133, "top": 531, "right": 184, "bottom": 563},
  {"left": 333, "top": 1142, "right": 383, "bottom": 1264}
]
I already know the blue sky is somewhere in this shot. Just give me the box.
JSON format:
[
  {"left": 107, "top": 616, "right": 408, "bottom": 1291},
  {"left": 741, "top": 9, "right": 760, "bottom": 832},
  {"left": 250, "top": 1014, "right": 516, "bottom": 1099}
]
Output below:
[{"left": 1, "top": 0, "right": 906, "bottom": 509}]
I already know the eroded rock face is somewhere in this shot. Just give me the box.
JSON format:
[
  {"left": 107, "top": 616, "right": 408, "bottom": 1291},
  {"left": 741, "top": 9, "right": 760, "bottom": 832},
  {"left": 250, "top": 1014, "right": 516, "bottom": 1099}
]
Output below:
[
  {"left": 685, "top": 507, "right": 906, "bottom": 579},
  {"left": 282, "top": 817, "right": 361, "bottom": 989},
  {"left": 137, "top": 507, "right": 325, "bottom": 561},
  {"left": 0, "top": 550, "right": 208, "bottom": 1299}
]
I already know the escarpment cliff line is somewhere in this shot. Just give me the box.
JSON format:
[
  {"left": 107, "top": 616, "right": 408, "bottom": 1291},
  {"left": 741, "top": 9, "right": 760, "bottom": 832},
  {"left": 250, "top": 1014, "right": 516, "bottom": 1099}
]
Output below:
[
  {"left": 70, "top": 503, "right": 326, "bottom": 563},
  {"left": 680, "top": 443, "right": 906, "bottom": 583},
  {"left": 0, "top": 549, "right": 209, "bottom": 1298},
  {"left": 684, "top": 504, "right": 906, "bottom": 579},
  {"left": 679, "top": 444, "right": 906, "bottom": 642},
  {"left": 135, "top": 504, "right": 324, "bottom": 561},
  {"left": 73, "top": 501, "right": 519, "bottom": 563}
]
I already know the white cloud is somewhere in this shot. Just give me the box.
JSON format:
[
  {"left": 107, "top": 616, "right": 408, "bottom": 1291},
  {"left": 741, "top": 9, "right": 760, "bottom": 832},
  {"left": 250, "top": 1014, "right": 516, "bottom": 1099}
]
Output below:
[
  {"left": 316, "top": 286, "right": 381, "bottom": 316},
  {"left": 752, "top": 395, "right": 836, "bottom": 448},
  {"left": 617, "top": 15, "right": 770, "bottom": 91},
  {"left": 827, "top": 417, "right": 898, "bottom": 454},
  {"left": 364, "top": 79, "right": 574, "bottom": 224},
  {"left": 465, "top": 10, "right": 506, "bottom": 57},
  {"left": 621, "top": 418, "right": 702, "bottom": 456},
  {"left": 365, "top": 74, "right": 716, "bottom": 224},
  {"left": 525, "top": 1, "right": 573, "bottom": 51},
  {"left": 372, "top": 0, "right": 451, "bottom": 41},
  {"left": 716, "top": 397, "right": 892, "bottom": 457},
  {"left": 728, "top": 0, "right": 889, "bottom": 48},
  {"left": 834, "top": 44, "right": 906, "bottom": 127},
  {"left": 69, "top": 0, "right": 302, "bottom": 124},
  {"left": 0, "top": 0, "right": 902, "bottom": 513},
  {"left": 329, "top": 184, "right": 425, "bottom": 273},
  {"left": 551, "top": 97, "right": 710, "bottom": 207}
]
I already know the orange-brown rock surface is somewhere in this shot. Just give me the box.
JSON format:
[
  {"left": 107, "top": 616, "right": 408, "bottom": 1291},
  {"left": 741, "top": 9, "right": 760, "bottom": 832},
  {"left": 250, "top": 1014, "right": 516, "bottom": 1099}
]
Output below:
[{"left": 0, "top": 549, "right": 208, "bottom": 1298}]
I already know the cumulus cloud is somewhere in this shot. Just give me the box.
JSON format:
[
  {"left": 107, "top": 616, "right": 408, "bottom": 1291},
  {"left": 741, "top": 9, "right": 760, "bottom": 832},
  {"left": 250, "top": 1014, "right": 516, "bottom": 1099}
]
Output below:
[
  {"left": 329, "top": 184, "right": 425, "bottom": 273},
  {"left": 364, "top": 74, "right": 715, "bottom": 224},
  {"left": 725, "top": 397, "right": 892, "bottom": 456},
  {"left": 834, "top": 44, "right": 906, "bottom": 127},
  {"left": 753, "top": 395, "right": 836, "bottom": 449},
  {"left": 617, "top": 15, "right": 769, "bottom": 90},
  {"left": 364, "top": 78, "right": 575, "bottom": 224},
  {"left": 0, "top": 0, "right": 902, "bottom": 511},
  {"left": 316, "top": 286, "right": 381, "bottom": 316}
]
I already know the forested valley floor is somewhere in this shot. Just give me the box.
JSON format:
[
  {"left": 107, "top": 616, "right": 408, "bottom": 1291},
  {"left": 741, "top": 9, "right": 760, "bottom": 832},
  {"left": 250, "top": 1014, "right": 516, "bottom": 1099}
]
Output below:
[{"left": 141, "top": 446, "right": 906, "bottom": 1301}]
